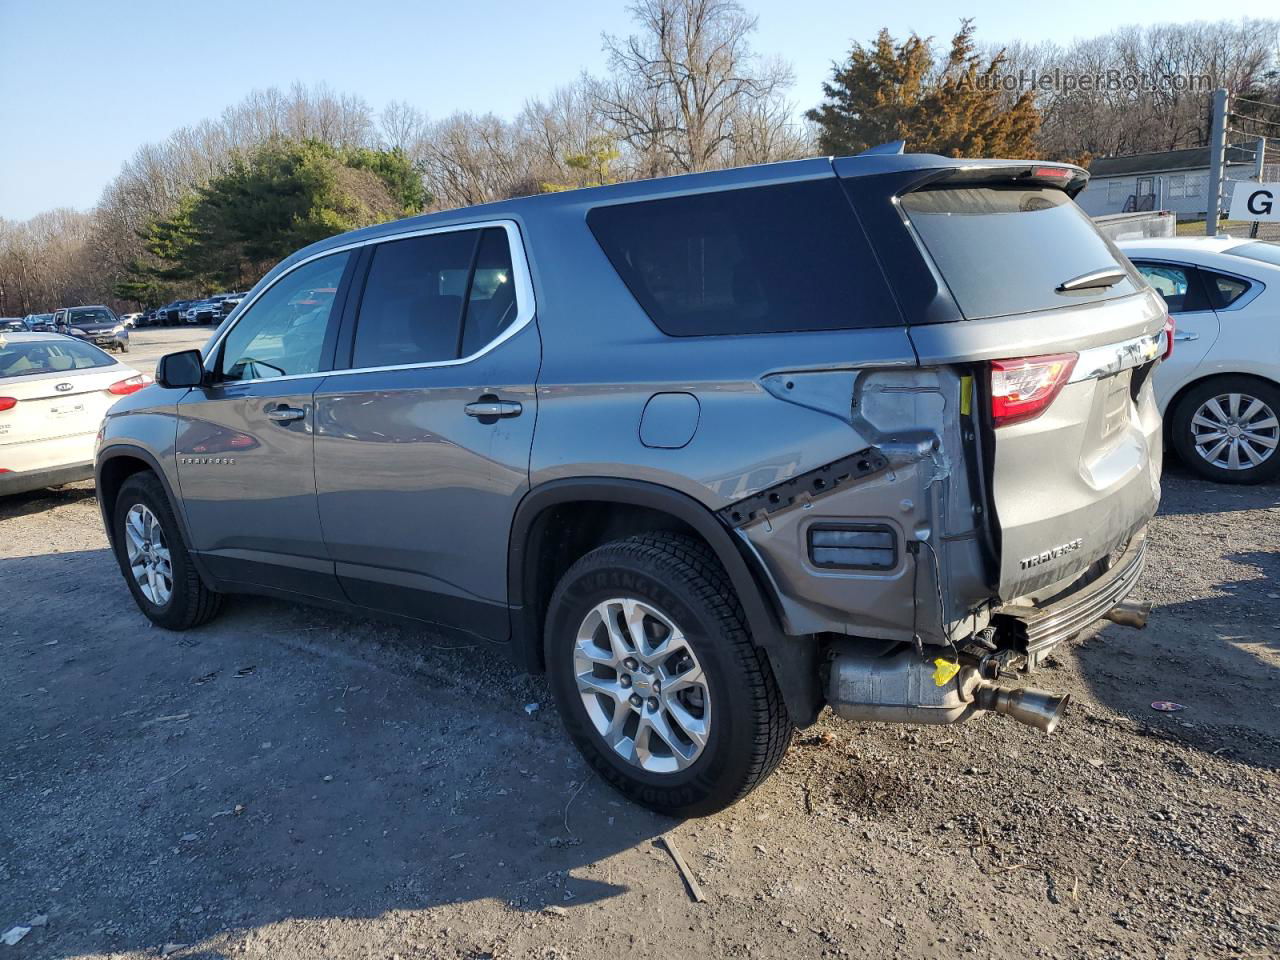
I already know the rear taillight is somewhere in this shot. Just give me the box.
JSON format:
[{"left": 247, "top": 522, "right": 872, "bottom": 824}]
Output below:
[
  {"left": 990, "top": 353, "right": 1077, "bottom": 428},
  {"left": 108, "top": 375, "right": 151, "bottom": 396},
  {"left": 1031, "top": 165, "right": 1073, "bottom": 180},
  {"left": 1162, "top": 315, "right": 1175, "bottom": 361},
  {"left": 0, "top": 397, "right": 16, "bottom": 412}
]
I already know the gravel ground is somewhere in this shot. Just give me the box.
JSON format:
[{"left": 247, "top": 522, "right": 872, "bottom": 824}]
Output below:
[{"left": 0, "top": 464, "right": 1276, "bottom": 960}]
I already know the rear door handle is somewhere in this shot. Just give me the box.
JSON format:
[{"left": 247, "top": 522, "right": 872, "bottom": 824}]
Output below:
[
  {"left": 464, "top": 400, "right": 523, "bottom": 419},
  {"left": 267, "top": 405, "right": 307, "bottom": 422},
  {"left": 1173, "top": 332, "right": 1199, "bottom": 342}
]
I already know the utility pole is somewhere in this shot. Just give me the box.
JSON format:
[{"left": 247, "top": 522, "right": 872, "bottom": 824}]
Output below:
[
  {"left": 1250, "top": 137, "right": 1267, "bottom": 239},
  {"left": 1206, "top": 88, "right": 1229, "bottom": 237}
]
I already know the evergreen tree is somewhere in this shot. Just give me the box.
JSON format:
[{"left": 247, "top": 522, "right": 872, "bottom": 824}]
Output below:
[
  {"left": 118, "top": 140, "right": 430, "bottom": 298},
  {"left": 807, "top": 21, "right": 1041, "bottom": 159}
]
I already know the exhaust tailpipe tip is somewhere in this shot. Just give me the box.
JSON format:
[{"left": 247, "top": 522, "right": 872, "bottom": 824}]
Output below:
[
  {"left": 1103, "top": 600, "right": 1152, "bottom": 630},
  {"left": 977, "top": 685, "right": 1071, "bottom": 734}
]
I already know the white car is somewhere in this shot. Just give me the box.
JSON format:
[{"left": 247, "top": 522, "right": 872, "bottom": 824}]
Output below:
[
  {"left": 119, "top": 312, "right": 142, "bottom": 328},
  {"left": 1118, "top": 237, "right": 1280, "bottom": 484},
  {"left": 0, "top": 332, "right": 150, "bottom": 496}
]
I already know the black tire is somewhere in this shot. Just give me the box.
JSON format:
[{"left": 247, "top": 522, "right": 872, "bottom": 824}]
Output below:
[
  {"left": 118, "top": 342, "right": 129, "bottom": 353},
  {"left": 544, "top": 533, "right": 793, "bottom": 817},
  {"left": 111, "top": 472, "right": 222, "bottom": 629},
  {"left": 1170, "top": 376, "right": 1280, "bottom": 485}
]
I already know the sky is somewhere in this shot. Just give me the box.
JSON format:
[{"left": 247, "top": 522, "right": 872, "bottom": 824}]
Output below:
[{"left": 1, "top": 0, "right": 1274, "bottom": 220}]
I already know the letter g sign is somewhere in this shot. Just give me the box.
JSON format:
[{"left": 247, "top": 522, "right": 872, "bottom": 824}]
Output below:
[{"left": 1230, "top": 182, "right": 1280, "bottom": 222}]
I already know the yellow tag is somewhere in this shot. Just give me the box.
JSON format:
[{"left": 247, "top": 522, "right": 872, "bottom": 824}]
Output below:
[
  {"left": 932, "top": 658, "right": 961, "bottom": 687},
  {"left": 959, "top": 375, "right": 973, "bottom": 417}
]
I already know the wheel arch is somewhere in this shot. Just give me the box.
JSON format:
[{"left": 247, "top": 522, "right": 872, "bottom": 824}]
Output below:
[
  {"left": 507, "top": 477, "right": 822, "bottom": 725},
  {"left": 96, "top": 446, "right": 192, "bottom": 553}
]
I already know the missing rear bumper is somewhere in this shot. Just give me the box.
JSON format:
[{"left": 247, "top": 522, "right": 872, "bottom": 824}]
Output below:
[{"left": 994, "top": 530, "right": 1148, "bottom": 666}]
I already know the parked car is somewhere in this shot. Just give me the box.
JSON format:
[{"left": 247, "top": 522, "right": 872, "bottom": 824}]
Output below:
[
  {"left": 1118, "top": 237, "right": 1279, "bottom": 483},
  {"left": 0, "top": 332, "right": 149, "bottom": 496},
  {"left": 23, "top": 314, "right": 57, "bottom": 332},
  {"left": 119, "top": 312, "right": 143, "bottom": 328},
  {"left": 1, "top": 318, "right": 26, "bottom": 332},
  {"left": 213, "top": 292, "right": 246, "bottom": 318},
  {"left": 156, "top": 300, "right": 194, "bottom": 326},
  {"left": 97, "top": 154, "right": 1165, "bottom": 816},
  {"left": 52, "top": 306, "right": 129, "bottom": 353},
  {"left": 183, "top": 300, "right": 220, "bottom": 324}
]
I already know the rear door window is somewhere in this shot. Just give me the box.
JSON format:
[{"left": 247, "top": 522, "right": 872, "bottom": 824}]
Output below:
[
  {"left": 1131, "top": 261, "right": 1211, "bottom": 314},
  {"left": 901, "top": 186, "right": 1139, "bottom": 319},
  {"left": 351, "top": 227, "right": 519, "bottom": 368},
  {"left": 586, "top": 179, "right": 900, "bottom": 336}
]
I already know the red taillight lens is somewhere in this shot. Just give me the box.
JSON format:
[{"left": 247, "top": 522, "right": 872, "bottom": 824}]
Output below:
[
  {"left": 990, "top": 353, "right": 1077, "bottom": 428},
  {"left": 108, "top": 375, "right": 151, "bottom": 396},
  {"left": 1162, "top": 315, "right": 1175, "bottom": 361},
  {"left": 1031, "top": 165, "right": 1073, "bottom": 179},
  {"left": 0, "top": 397, "right": 16, "bottom": 412}
]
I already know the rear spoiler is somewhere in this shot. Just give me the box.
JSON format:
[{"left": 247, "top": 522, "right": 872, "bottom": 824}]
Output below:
[{"left": 834, "top": 151, "right": 1089, "bottom": 199}]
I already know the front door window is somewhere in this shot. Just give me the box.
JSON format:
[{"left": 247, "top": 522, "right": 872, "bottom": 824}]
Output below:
[{"left": 217, "top": 252, "right": 350, "bottom": 382}]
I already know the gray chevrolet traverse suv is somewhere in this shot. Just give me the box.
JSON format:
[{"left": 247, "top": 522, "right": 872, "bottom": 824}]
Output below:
[{"left": 97, "top": 152, "right": 1166, "bottom": 816}]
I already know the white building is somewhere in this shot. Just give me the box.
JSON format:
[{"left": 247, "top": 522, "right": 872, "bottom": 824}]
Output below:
[{"left": 1075, "top": 144, "right": 1269, "bottom": 221}]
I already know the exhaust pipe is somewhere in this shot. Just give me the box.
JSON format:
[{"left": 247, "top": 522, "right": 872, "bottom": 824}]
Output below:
[
  {"left": 827, "top": 648, "right": 1071, "bottom": 732},
  {"left": 1103, "top": 600, "right": 1151, "bottom": 629},
  {"left": 975, "top": 685, "right": 1071, "bottom": 734}
]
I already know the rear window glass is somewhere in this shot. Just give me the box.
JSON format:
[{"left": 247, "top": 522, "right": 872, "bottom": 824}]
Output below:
[
  {"left": 0, "top": 339, "right": 115, "bottom": 379},
  {"left": 1225, "top": 241, "right": 1280, "bottom": 268},
  {"left": 586, "top": 179, "right": 899, "bottom": 336},
  {"left": 901, "top": 186, "right": 1139, "bottom": 320}
]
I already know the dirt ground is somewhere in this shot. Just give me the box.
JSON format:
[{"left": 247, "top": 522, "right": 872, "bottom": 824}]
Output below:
[{"left": 1, "top": 464, "right": 1276, "bottom": 960}]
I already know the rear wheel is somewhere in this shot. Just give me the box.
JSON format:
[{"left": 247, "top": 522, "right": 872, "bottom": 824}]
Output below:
[
  {"left": 111, "top": 472, "right": 222, "bottom": 629},
  {"left": 1171, "top": 377, "right": 1280, "bottom": 484},
  {"left": 544, "top": 533, "right": 793, "bottom": 817}
]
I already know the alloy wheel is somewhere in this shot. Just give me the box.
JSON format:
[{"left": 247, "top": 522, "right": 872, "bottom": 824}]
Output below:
[
  {"left": 573, "top": 597, "right": 711, "bottom": 774},
  {"left": 124, "top": 503, "right": 173, "bottom": 605},
  {"left": 1190, "top": 392, "right": 1279, "bottom": 472}
]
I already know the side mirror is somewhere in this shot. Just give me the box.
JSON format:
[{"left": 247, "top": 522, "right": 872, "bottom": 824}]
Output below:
[{"left": 156, "top": 349, "right": 205, "bottom": 389}]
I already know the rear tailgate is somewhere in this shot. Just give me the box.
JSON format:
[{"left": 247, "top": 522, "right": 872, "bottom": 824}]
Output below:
[
  {"left": 0, "top": 367, "right": 135, "bottom": 446},
  {"left": 856, "top": 164, "right": 1166, "bottom": 601}
]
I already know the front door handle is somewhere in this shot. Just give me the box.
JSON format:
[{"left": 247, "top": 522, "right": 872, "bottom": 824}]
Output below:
[
  {"left": 464, "top": 400, "right": 523, "bottom": 419},
  {"left": 267, "top": 405, "right": 307, "bottom": 422},
  {"left": 1173, "top": 332, "right": 1199, "bottom": 342}
]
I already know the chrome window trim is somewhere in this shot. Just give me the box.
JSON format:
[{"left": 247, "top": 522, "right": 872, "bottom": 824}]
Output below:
[
  {"left": 1069, "top": 330, "right": 1164, "bottom": 383},
  {"left": 201, "top": 219, "right": 536, "bottom": 385}
]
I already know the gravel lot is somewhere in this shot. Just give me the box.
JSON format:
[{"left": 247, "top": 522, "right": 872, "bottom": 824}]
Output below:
[
  {"left": 119, "top": 327, "right": 212, "bottom": 379},
  {"left": 0, "top": 454, "right": 1276, "bottom": 960}
]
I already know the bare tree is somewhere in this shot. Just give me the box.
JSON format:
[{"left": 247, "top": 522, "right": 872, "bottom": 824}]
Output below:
[{"left": 596, "top": 0, "right": 797, "bottom": 175}]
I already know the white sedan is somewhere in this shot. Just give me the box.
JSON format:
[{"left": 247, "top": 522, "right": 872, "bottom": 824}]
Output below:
[
  {"left": 1118, "top": 237, "right": 1280, "bottom": 484},
  {"left": 0, "top": 332, "right": 150, "bottom": 496}
]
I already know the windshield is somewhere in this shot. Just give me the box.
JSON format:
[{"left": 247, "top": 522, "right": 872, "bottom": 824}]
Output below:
[
  {"left": 0, "top": 339, "right": 116, "bottom": 378},
  {"left": 1225, "top": 241, "right": 1280, "bottom": 268},
  {"left": 901, "top": 185, "right": 1140, "bottom": 320},
  {"left": 68, "top": 307, "right": 116, "bottom": 325}
]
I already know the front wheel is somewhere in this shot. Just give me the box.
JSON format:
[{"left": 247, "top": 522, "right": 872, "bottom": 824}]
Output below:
[
  {"left": 1170, "top": 377, "right": 1280, "bottom": 484},
  {"left": 111, "top": 472, "right": 222, "bottom": 629},
  {"left": 545, "top": 533, "right": 793, "bottom": 817}
]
